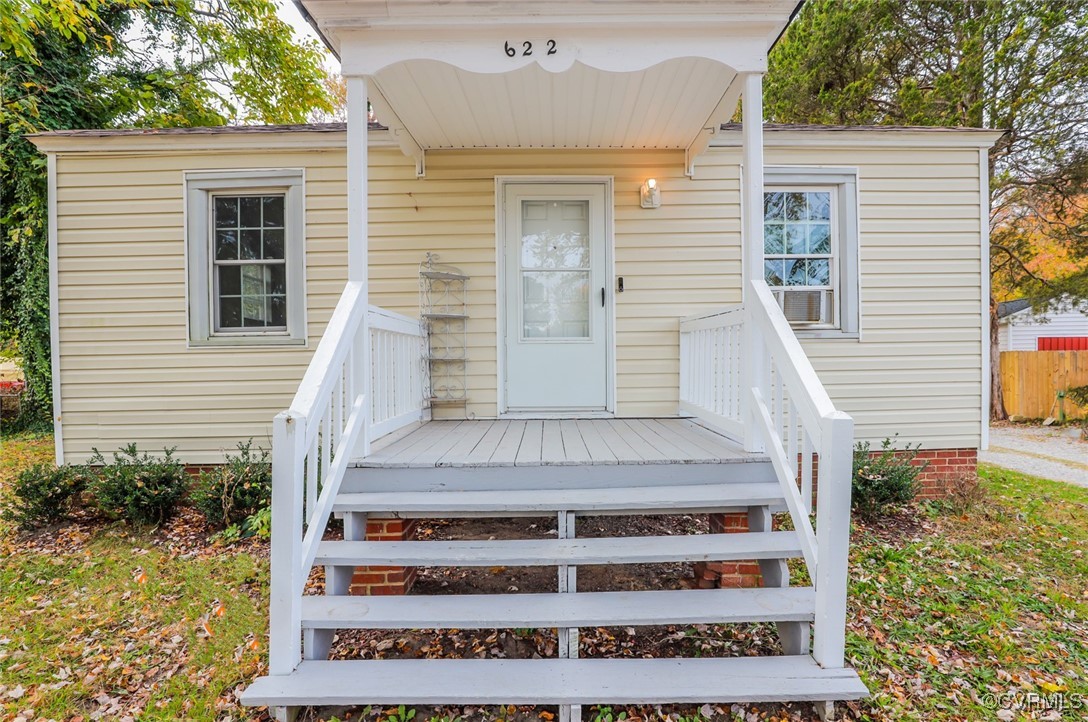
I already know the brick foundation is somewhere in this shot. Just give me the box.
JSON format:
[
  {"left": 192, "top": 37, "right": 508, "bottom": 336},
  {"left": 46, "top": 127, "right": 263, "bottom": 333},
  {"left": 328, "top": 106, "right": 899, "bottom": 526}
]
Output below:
[
  {"left": 695, "top": 513, "right": 764, "bottom": 589},
  {"left": 910, "top": 448, "right": 978, "bottom": 498},
  {"left": 804, "top": 447, "right": 979, "bottom": 500},
  {"left": 349, "top": 518, "right": 418, "bottom": 595}
]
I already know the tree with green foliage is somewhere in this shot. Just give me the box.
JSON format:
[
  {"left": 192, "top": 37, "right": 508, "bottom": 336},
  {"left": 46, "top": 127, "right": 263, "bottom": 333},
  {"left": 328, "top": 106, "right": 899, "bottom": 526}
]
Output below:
[
  {"left": 765, "top": 0, "right": 1088, "bottom": 420},
  {"left": 1, "top": 0, "right": 332, "bottom": 427}
]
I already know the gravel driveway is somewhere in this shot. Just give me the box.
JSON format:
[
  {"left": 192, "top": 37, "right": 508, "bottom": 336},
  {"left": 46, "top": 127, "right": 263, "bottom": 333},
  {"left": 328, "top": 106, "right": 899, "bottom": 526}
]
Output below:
[{"left": 982, "top": 425, "right": 1088, "bottom": 488}]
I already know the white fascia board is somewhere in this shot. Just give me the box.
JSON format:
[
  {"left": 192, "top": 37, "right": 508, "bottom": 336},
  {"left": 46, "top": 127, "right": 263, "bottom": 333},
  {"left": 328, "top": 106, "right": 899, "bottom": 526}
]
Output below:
[
  {"left": 28, "top": 129, "right": 398, "bottom": 154},
  {"left": 712, "top": 129, "right": 1006, "bottom": 149},
  {"left": 338, "top": 23, "right": 771, "bottom": 75}
]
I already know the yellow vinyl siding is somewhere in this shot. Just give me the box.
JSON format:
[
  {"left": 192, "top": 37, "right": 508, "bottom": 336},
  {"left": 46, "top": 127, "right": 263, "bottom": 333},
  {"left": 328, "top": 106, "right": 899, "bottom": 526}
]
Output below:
[
  {"left": 52, "top": 134, "right": 984, "bottom": 463},
  {"left": 766, "top": 146, "right": 984, "bottom": 449},
  {"left": 55, "top": 150, "right": 349, "bottom": 462}
]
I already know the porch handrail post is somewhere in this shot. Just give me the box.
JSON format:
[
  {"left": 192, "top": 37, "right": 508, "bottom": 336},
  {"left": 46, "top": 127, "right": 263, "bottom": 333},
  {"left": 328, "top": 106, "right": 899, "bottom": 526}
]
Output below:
[
  {"left": 347, "top": 74, "right": 372, "bottom": 456},
  {"left": 269, "top": 410, "right": 305, "bottom": 675},
  {"left": 812, "top": 411, "right": 855, "bottom": 669},
  {"left": 740, "top": 72, "right": 767, "bottom": 453}
]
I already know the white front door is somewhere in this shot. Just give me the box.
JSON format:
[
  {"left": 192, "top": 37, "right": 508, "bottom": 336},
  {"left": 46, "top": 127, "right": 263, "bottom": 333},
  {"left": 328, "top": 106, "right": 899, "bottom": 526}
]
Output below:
[{"left": 502, "top": 182, "right": 611, "bottom": 413}]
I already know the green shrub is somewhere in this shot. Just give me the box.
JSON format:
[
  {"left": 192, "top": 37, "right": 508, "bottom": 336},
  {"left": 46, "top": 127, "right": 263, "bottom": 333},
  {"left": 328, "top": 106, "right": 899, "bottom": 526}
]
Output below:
[
  {"left": 191, "top": 440, "right": 271, "bottom": 529},
  {"left": 1, "top": 463, "right": 93, "bottom": 529},
  {"left": 242, "top": 505, "right": 272, "bottom": 539},
  {"left": 852, "top": 437, "right": 925, "bottom": 519},
  {"left": 89, "top": 444, "right": 188, "bottom": 526}
]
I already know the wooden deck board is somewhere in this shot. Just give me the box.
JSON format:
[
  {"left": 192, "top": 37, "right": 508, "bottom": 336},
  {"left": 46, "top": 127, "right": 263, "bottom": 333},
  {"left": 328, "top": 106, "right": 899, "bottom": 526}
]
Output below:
[
  {"left": 333, "top": 482, "right": 785, "bottom": 515},
  {"left": 301, "top": 587, "right": 815, "bottom": 630},
  {"left": 457, "top": 421, "right": 508, "bottom": 467},
  {"left": 515, "top": 420, "right": 544, "bottom": 466},
  {"left": 241, "top": 656, "right": 869, "bottom": 707},
  {"left": 315, "top": 530, "right": 802, "bottom": 566},
  {"left": 574, "top": 419, "right": 618, "bottom": 464},
  {"left": 594, "top": 419, "right": 652, "bottom": 462},
  {"left": 355, "top": 417, "right": 757, "bottom": 469},
  {"left": 560, "top": 420, "right": 592, "bottom": 463}
]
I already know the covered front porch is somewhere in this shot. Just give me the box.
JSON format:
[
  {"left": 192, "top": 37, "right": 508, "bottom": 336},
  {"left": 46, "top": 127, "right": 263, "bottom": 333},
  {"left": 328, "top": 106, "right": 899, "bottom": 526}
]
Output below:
[{"left": 246, "top": 1, "right": 863, "bottom": 718}]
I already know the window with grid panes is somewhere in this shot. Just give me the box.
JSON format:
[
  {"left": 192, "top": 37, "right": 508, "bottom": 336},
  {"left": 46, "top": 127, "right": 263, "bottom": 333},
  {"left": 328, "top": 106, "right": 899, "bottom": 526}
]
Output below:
[
  {"left": 185, "top": 169, "right": 305, "bottom": 346},
  {"left": 761, "top": 167, "right": 860, "bottom": 337},
  {"left": 763, "top": 189, "right": 833, "bottom": 292},
  {"left": 212, "top": 195, "right": 288, "bottom": 331}
]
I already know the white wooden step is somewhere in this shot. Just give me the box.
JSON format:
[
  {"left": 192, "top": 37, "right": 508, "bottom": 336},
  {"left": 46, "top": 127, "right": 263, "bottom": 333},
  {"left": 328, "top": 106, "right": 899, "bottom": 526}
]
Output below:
[
  {"left": 314, "top": 531, "right": 802, "bottom": 567},
  {"left": 302, "top": 587, "right": 815, "bottom": 630},
  {"left": 333, "top": 482, "right": 784, "bottom": 516},
  {"left": 241, "top": 656, "right": 869, "bottom": 707}
]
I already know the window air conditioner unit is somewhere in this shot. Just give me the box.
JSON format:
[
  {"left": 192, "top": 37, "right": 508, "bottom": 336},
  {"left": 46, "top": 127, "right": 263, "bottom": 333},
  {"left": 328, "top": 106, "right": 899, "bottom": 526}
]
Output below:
[{"left": 774, "top": 289, "right": 832, "bottom": 325}]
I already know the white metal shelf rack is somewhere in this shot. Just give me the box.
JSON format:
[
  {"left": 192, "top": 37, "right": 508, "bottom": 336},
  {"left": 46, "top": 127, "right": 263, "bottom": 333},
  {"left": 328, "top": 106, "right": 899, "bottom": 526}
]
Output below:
[{"left": 420, "top": 253, "right": 468, "bottom": 407}]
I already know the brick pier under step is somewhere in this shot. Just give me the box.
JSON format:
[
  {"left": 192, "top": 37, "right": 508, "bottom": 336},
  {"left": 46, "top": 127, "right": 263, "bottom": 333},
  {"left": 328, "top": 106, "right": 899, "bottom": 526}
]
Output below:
[{"left": 349, "top": 518, "right": 418, "bottom": 595}]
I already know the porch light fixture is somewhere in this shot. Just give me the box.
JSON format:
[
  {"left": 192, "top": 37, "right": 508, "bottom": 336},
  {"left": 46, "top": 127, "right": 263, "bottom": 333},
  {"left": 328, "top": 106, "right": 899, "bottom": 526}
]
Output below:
[{"left": 640, "top": 178, "right": 661, "bottom": 209}]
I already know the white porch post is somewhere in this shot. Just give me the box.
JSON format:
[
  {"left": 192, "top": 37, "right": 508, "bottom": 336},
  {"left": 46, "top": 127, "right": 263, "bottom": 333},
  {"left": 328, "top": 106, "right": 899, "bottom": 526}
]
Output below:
[
  {"left": 269, "top": 411, "right": 305, "bottom": 675},
  {"left": 812, "top": 411, "right": 855, "bottom": 669},
  {"left": 347, "top": 75, "right": 372, "bottom": 456},
  {"left": 740, "top": 72, "right": 768, "bottom": 453}
]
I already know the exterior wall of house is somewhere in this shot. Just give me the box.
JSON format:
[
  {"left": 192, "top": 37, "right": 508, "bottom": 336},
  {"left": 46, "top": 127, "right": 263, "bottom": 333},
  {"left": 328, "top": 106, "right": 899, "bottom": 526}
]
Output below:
[
  {"left": 52, "top": 147, "right": 349, "bottom": 463},
  {"left": 47, "top": 129, "right": 988, "bottom": 463},
  {"left": 1000, "top": 306, "right": 1088, "bottom": 351},
  {"left": 763, "top": 143, "right": 987, "bottom": 451}
]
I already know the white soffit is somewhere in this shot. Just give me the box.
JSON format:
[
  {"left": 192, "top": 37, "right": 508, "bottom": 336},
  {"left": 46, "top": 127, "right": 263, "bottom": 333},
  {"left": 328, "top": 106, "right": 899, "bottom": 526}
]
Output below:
[
  {"left": 372, "top": 59, "right": 738, "bottom": 150},
  {"left": 300, "top": 1, "right": 798, "bottom": 39}
]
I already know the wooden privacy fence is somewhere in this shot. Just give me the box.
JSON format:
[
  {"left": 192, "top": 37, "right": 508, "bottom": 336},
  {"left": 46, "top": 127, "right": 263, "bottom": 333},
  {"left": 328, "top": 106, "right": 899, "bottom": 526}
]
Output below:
[{"left": 1000, "top": 351, "right": 1088, "bottom": 419}]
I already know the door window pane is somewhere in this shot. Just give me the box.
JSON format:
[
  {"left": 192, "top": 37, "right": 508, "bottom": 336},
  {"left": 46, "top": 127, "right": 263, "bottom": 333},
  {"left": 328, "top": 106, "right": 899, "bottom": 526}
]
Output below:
[
  {"left": 522, "top": 271, "right": 590, "bottom": 339},
  {"left": 520, "top": 200, "right": 590, "bottom": 269},
  {"left": 519, "top": 199, "right": 592, "bottom": 340}
]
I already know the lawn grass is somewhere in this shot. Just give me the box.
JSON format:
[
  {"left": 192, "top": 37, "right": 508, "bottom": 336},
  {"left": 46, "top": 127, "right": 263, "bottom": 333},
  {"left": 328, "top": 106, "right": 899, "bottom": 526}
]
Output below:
[
  {"left": 1, "top": 433, "right": 269, "bottom": 721},
  {"left": 1, "top": 438, "right": 1086, "bottom": 721},
  {"left": 845, "top": 465, "right": 1088, "bottom": 720},
  {"left": 0, "top": 431, "right": 55, "bottom": 489}
]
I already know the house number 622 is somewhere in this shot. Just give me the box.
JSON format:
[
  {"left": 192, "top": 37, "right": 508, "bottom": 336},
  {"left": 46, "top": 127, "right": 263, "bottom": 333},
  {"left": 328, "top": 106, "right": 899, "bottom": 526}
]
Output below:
[{"left": 504, "top": 40, "right": 557, "bottom": 57}]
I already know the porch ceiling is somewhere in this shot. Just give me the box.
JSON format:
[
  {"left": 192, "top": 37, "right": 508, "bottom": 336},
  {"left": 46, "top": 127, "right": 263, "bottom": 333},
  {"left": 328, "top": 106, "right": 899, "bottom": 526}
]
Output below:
[
  {"left": 296, "top": 0, "right": 799, "bottom": 154},
  {"left": 370, "top": 59, "right": 738, "bottom": 150}
]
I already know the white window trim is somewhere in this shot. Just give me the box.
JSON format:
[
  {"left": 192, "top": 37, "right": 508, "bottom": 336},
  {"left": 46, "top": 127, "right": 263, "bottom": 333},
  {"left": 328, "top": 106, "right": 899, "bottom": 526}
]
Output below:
[
  {"left": 764, "top": 166, "right": 860, "bottom": 339},
  {"left": 184, "top": 169, "right": 307, "bottom": 347}
]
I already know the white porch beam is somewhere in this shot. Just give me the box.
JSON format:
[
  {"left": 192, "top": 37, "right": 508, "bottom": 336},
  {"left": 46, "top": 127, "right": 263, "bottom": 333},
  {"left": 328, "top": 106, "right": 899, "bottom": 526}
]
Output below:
[
  {"left": 685, "top": 73, "right": 743, "bottom": 178},
  {"left": 368, "top": 79, "right": 426, "bottom": 177},
  {"left": 741, "top": 72, "right": 765, "bottom": 298},
  {"left": 338, "top": 24, "right": 769, "bottom": 76},
  {"left": 346, "top": 75, "right": 373, "bottom": 456}
]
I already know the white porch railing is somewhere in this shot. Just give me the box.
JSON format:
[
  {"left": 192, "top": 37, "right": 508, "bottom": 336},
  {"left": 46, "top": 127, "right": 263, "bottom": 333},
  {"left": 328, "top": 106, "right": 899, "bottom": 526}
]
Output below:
[
  {"left": 679, "top": 305, "right": 745, "bottom": 439},
  {"left": 369, "top": 305, "right": 430, "bottom": 439},
  {"left": 678, "top": 279, "right": 854, "bottom": 670},
  {"left": 269, "top": 283, "right": 429, "bottom": 675}
]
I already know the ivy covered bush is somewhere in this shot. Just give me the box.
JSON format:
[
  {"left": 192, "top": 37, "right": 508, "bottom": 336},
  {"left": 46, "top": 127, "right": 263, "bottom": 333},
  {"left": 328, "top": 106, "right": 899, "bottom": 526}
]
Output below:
[
  {"left": 852, "top": 437, "right": 926, "bottom": 519},
  {"left": 191, "top": 440, "right": 271, "bottom": 530},
  {"left": 1, "top": 463, "right": 94, "bottom": 529},
  {"left": 89, "top": 444, "right": 188, "bottom": 526},
  {"left": 1067, "top": 385, "right": 1088, "bottom": 410}
]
